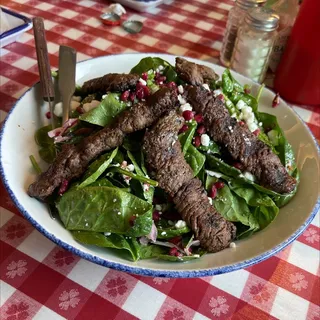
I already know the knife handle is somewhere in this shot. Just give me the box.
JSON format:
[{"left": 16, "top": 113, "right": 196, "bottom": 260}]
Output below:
[{"left": 33, "top": 17, "right": 54, "bottom": 101}]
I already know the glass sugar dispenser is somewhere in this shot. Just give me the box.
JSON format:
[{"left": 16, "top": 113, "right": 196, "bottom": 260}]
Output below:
[
  {"left": 219, "top": 0, "right": 267, "bottom": 67},
  {"left": 230, "top": 7, "right": 280, "bottom": 83}
]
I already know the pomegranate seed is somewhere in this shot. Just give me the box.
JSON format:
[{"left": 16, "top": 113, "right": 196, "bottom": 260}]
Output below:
[
  {"left": 217, "top": 94, "right": 225, "bottom": 101},
  {"left": 129, "top": 92, "right": 136, "bottom": 102},
  {"left": 179, "top": 124, "right": 189, "bottom": 133},
  {"left": 141, "top": 72, "right": 148, "bottom": 81},
  {"left": 120, "top": 90, "right": 130, "bottom": 101},
  {"left": 143, "top": 85, "right": 150, "bottom": 97},
  {"left": 253, "top": 128, "right": 260, "bottom": 136},
  {"left": 197, "top": 125, "right": 206, "bottom": 135},
  {"left": 58, "top": 179, "right": 69, "bottom": 195},
  {"left": 214, "top": 181, "right": 225, "bottom": 189},
  {"left": 136, "top": 87, "right": 145, "bottom": 100},
  {"left": 272, "top": 92, "right": 280, "bottom": 107},
  {"left": 76, "top": 106, "right": 85, "bottom": 114},
  {"left": 194, "top": 114, "right": 203, "bottom": 123},
  {"left": 244, "top": 84, "right": 251, "bottom": 94},
  {"left": 152, "top": 210, "right": 160, "bottom": 222},
  {"left": 182, "top": 110, "right": 194, "bottom": 121},
  {"left": 233, "top": 162, "right": 243, "bottom": 170},
  {"left": 209, "top": 185, "right": 217, "bottom": 199},
  {"left": 156, "top": 76, "right": 166, "bottom": 84},
  {"left": 129, "top": 216, "right": 136, "bottom": 226},
  {"left": 169, "top": 247, "right": 179, "bottom": 256},
  {"left": 45, "top": 111, "right": 51, "bottom": 119},
  {"left": 239, "top": 121, "right": 245, "bottom": 126},
  {"left": 193, "top": 136, "right": 201, "bottom": 147},
  {"left": 169, "top": 236, "right": 182, "bottom": 245},
  {"left": 155, "top": 72, "right": 161, "bottom": 79},
  {"left": 166, "top": 81, "right": 177, "bottom": 89}
]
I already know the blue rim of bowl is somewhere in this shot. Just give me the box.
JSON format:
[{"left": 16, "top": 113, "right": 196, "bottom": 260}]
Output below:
[
  {"left": 0, "top": 53, "right": 319, "bottom": 278},
  {"left": 0, "top": 7, "right": 32, "bottom": 40}
]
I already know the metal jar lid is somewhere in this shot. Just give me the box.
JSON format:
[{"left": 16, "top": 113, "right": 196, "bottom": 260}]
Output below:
[
  {"left": 236, "top": 0, "right": 267, "bottom": 9},
  {"left": 245, "top": 7, "right": 279, "bottom": 31}
]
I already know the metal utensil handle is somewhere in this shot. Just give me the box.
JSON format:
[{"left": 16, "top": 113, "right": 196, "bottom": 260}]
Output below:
[
  {"left": 58, "top": 46, "right": 76, "bottom": 124},
  {"left": 33, "top": 17, "right": 54, "bottom": 101}
]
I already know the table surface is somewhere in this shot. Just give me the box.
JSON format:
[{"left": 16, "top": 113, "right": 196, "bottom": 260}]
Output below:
[{"left": 0, "top": 0, "right": 319, "bottom": 319}]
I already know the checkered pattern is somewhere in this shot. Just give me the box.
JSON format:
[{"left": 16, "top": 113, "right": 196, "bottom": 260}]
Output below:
[{"left": 0, "top": 0, "right": 319, "bottom": 319}]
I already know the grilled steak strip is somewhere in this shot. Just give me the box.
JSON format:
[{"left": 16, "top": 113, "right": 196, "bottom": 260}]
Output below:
[
  {"left": 175, "top": 57, "right": 218, "bottom": 86},
  {"left": 28, "top": 88, "right": 177, "bottom": 200},
  {"left": 143, "top": 111, "right": 236, "bottom": 253},
  {"left": 82, "top": 73, "right": 140, "bottom": 94},
  {"left": 185, "top": 86, "right": 297, "bottom": 194}
]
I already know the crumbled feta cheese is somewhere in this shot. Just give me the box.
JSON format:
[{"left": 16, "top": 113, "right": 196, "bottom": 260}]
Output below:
[
  {"left": 178, "top": 85, "right": 184, "bottom": 94},
  {"left": 243, "top": 171, "right": 255, "bottom": 181},
  {"left": 161, "top": 231, "right": 167, "bottom": 236},
  {"left": 127, "top": 164, "right": 135, "bottom": 172},
  {"left": 102, "top": 94, "right": 107, "bottom": 99},
  {"left": 206, "top": 170, "right": 223, "bottom": 178},
  {"left": 213, "top": 89, "right": 222, "bottom": 97},
  {"left": 202, "top": 83, "right": 210, "bottom": 91},
  {"left": 83, "top": 100, "right": 100, "bottom": 113},
  {"left": 179, "top": 103, "right": 192, "bottom": 113},
  {"left": 228, "top": 126, "right": 234, "bottom": 133},
  {"left": 259, "top": 122, "right": 263, "bottom": 126},
  {"left": 142, "top": 183, "right": 150, "bottom": 192},
  {"left": 236, "top": 99, "right": 246, "bottom": 110},
  {"left": 113, "top": 199, "right": 117, "bottom": 202},
  {"left": 121, "top": 161, "right": 128, "bottom": 168},
  {"left": 155, "top": 204, "right": 162, "bottom": 211},
  {"left": 72, "top": 96, "right": 81, "bottom": 102},
  {"left": 208, "top": 197, "right": 213, "bottom": 205},
  {"left": 117, "top": 211, "right": 121, "bottom": 215},
  {"left": 200, "top": 134, "right": 210, "bottom": 147},
  {"left": 139, "top": 78, "right": 147, "bottom": 86},
  {"left": 158, "top": 65, "right": 164, "bottom": 71},
  {"left": 229, "top": 242, "right": 236, "bottom": 248},
  {"left": 175, "top": 220, "right": 186, "bottom": 229},
  {"left": 70, "top": 100, "right": 80, "bottom": 111},
  {"left": 178, "top": 94, "right": 187, "bottom": 105},
  {"left": 104, "top": 232, "right": 111, "bottom": 236},
  {"left": 54, "top": 102, "right": 63, "bottom": 117}
]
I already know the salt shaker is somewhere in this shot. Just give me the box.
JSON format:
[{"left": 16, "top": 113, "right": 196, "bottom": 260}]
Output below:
[
  {"left": 230, "top": 7, "right": 279, "bottom": 83},
  {"left": 219, "top": 0, "right": 267, "bottom": 67}
]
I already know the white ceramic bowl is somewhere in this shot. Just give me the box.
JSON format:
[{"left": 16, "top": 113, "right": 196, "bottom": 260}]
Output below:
[{"left": 1, "top": 53, "right": 319, "bottom": 278}]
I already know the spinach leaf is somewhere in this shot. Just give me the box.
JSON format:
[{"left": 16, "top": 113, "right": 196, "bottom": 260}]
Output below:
[
  {"left": 71, "top": 231, "right": 140, "bottom": 261},
  {"left": 157, "top": 225, "right": 191, "bottom": 239},
  {"left": 78, "top": 148, "right": 118, "bottom": 188},
  {"left": 214, "top": 184, "right": 259, "bottom": 231},
  {"left": 127, "top": 151, "right": 154, "bottom": 203},
  {"left": 222, "top": 69, "right": 234, "bottom": 93},
  {"left": 206, "top": 155, "right": 241, "bottom": 178},
  {"left": 257, "top": 112, "right": 297, "bottom": 174},
  {"left": 130, "top": 57, "right": 177, "bottom": 82},
  {"left": 35, "top": 125, "right": 56, "bottom": 163},
  {"left": 178, "top": 120, "right": 197, "bottom": 154},
  {"left": 198, "top": 141, "right": 220, "bottom": 155},
  {"left": 80, "top": 93, "right": 128, "bottom": 127},
  {"left": 139, "top": 244, "right": 167, "bottom": 259},
  {"left": 57, "top": 186, "right": 153, "bottom": 237},
  {"left": 185, "top": 145, "right": 206, "bottom": 176}
]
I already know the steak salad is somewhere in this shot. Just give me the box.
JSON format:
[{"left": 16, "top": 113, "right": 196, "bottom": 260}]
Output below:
[{"left": 28, "top": 57, "right": 299, "bottom": 262}]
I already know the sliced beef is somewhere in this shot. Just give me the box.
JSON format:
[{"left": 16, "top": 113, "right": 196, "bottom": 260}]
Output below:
[
  {"left": 143, "top": 111, "right": 236, "bottom": 253},
  {"left": 82, "top": 73, "right": 139, "bottom": 94},
  {"left": 28, "top": 88, "right": 177, "bottom": 200},
  {"left": 185, "top": 86, "right": 297, "bottom": 194},
  {"left": 175, "top": 57, "right": 218, "bottom": 86}
]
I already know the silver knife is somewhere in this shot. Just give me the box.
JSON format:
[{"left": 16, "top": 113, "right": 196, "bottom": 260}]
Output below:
[{"left": 58, "top": 46, "right": 77, "bottom": 124}]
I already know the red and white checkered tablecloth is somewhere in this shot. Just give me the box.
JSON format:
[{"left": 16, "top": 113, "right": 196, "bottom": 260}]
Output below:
[{"left": 0, "top": 0, "right": 319, "bottom": 319}]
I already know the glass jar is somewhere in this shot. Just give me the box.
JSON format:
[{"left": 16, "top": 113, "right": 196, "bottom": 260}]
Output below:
[
  {"left": 230, "top": 7, "right": 279, "bottom": 83},
  {"left": 219, "top": 0, "right": 267, "bottom": 67}
]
